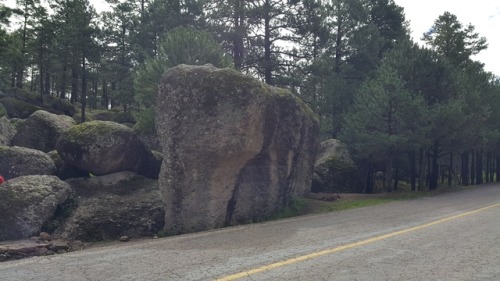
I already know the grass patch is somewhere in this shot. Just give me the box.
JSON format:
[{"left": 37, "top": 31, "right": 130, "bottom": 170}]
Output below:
[
  {"left": 267, "top": 198, "right": 310, "bottom": 220},
  {"left": 318, "top": 198, "right": 395, "bottom": 212},
  {"left": 270, "top": 185, "right": 479, "bottom": 220}
]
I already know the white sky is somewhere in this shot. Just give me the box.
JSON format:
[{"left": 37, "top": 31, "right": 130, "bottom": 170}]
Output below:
[
  {"left": 3, "top": 0, "right": 499, "bottom": 76},
  {"left": 395, "top": 0, "right": 500, "bottom": 76}
]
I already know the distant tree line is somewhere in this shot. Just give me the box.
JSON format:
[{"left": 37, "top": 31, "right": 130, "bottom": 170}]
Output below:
[{"left": 1, "top": 0, "right": 499, "bottom": 192}]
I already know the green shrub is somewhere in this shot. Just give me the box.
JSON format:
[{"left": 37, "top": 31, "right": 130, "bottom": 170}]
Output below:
[{"left": 134, "top": 108, "right": 156, "bottom": 134}]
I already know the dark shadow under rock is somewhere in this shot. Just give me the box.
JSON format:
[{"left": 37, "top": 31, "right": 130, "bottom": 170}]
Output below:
[{"left": 55, "top": 172, "right": 164, "bottom": 241}]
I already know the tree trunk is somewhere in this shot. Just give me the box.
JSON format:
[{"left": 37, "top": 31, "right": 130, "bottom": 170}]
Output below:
[
  {"left": 365, "top": 163, "right": 374, "bottom": 194},
  {"left": 59, "top": 63, "right": 67, "bottom": 99},
  {"left": 486, "top": 152, "right": 491, "bottom": 183},
  {"left": 263, "top": 0, "right": 273, "bottom": 85},
  {"left": 30, "top": 68, "right": 35, "bottom": 92},
  {"left": 476, "top": 150, "right": 483, "bottom": 185},
  {"left": 334, "top": 12, "right": 343, "bottom": 74},
  {"left": 429, "top": 144, "right": 439, "bottom": 190},
  {"left": 448, "top": 152, "right": 453, "bottom": 186},
  {"left": 461, "top": 152, "right": 469, "bottom": 186},
  {"left": 71, "top": 66, "right": 78, "bottom": 103},
  {"left": 11, "top": 69, "right": 16, "bottom": 88},
  {"left": 418, "top": 148, "right": 425, "bottom": 190},
  {"left": 393, "top": 168, "right": 399, "bottom": 191},
  {"left": 44, "top": 72, "right": 50, "bottom": 96},
  {"left": 471, "top": 151, "right": 476, "bottom": 185},
  {"left": 385, "top": 155, "right": 393, "bottom": 192},
  {"left": 489, "top": 152, "right": 495, "bottom": 182},
  {"left": 233, "top": 0, "right": 245, "bottom": 70},
  {"left": 39, "top": 34, "right": 44, "bottom": 101},
  {"left": 16, "top": 7, "right": 29, "bottom": 89},
  {"left": 81, "top": 54, "right": 87, "bottom": 123},
  {"left": 93, "top": 78, "right": 98, "bottom": 109},
  {"left": 110, "top": 82, "right": 117, "bottom": 108},
  {"left": 496, "top": 154, "right": 500, "bottom": 182},
  {"left": 101, "top": 80, "right": 109, "bottom": 109},
  {"left": 408, "top": 150, "right": 416, "bottom": 191}
]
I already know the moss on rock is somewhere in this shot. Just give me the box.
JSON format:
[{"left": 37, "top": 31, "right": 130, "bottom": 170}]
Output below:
[
  {"left": 56, "top": 121, "right": 160, "bottom": 178},
  {"left": 0, "top": 175, "right": 71, "bottom": 241},
  {"left": 0, "top": 145, "right": 56, "bottom": 180}
]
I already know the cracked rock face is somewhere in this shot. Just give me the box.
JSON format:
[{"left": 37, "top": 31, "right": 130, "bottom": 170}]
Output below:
[{"left": 156, "top": 64, "right": 319, "bottom": 234}]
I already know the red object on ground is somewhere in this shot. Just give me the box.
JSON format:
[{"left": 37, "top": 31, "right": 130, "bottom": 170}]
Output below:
[{"left": 0, "top": 175, "right": 4, "bottom": 184}]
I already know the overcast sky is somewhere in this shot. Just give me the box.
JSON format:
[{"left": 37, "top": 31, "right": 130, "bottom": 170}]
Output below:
[{"left": 395, "top": 0, "right": 500, "bottom": 76}]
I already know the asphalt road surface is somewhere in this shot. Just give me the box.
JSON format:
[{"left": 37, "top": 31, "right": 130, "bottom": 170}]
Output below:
[{"left": 1, "top": 185, "right": 500, "bottom": 281}]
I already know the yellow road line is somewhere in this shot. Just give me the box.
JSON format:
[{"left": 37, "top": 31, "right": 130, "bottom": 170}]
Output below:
[{"left": 216, "top": 202, "right": 500, "bottom": 281}]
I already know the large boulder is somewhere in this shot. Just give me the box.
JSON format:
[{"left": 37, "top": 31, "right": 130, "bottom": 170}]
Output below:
[
  {"left": 156, "top": 64, "right": 319, "bottom": 234},
  {"left": 312, "top": 139, "right": 363, "bottom": 193},
  {"left": 42, "top": 95, "right": 76, "bottom": 117},
  {"left": 0, "top": 175, "right": 71, "bottom": 241},
  {"left": 0, "top": 117, "right": 16, "bottom": 146},
  {"left": 0, "top": 97, "right": 41, "bottom": 119},
  {"left": 0, "top": 146, "right": 56, "bottom": 180},
  {"left": 11, "top": 110, "right": 76, "bottom": 152},
  {"left": 56, "top": 121, "right": 160, "bottom": 178},
  {"left": 55, "top": 172, "right": 164, "bottom": 241}
]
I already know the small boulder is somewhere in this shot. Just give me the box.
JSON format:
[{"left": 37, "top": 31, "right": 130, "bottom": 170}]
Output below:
[
  {"left": 0, "top": 146, "right": 56, "bottom": 180},
  {"left": 11, "top": 110, "right": 76, "bottom": 152},
  {"left": 0, "top": 175, "right": 71, "bottom": 241},
  {"left": 56, "top": 172, "right": 164, "bottom": 241},
  {"left": 119, "top": 236, "right": 130, "bottom": 242},
  {"left": 56, "top": 121, "right": 160, "bottom": 178},
  {"left": 312, "top": 139, "right": 363, "bottom": 193}
]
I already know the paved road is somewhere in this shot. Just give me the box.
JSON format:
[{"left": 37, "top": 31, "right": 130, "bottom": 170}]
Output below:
[{"left": 1, "top": 185, "right": 500, "bottom": 281}]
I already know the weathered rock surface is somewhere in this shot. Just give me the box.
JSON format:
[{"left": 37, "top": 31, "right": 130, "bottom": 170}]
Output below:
[
  {"left": 156, "top": 64, "right": 319, "bottom": 234},
  {"left": 0, "top": 176, "right": 71, "bottom": 241},
  {"left": 11, "top": 110, "right": 76, "bottom": 152},
  {"left": 56, "top": 172, "right": 164, "bottom": 241},
  {"left": 312, "top": 139, "right": 363, "bottom": 193},
  {"left": 0, "top": 146, "right": 56, "bottom": 180},
  {"left": 0, "top": 117, "right": 16, "bottom": 146},
  {"left": 56, "top": 120, "right": 160, "bottom": 178}
]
